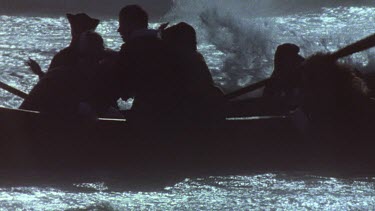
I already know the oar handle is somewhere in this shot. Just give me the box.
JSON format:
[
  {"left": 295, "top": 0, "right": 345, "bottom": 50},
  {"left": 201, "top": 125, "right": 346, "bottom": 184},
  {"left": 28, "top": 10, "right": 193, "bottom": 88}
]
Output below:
[
  {"left": 331, "top": 33, "right": 375, "bottom": 60},
  {"left": 0, "top": 81, "right": 28, "bottom": 99}
]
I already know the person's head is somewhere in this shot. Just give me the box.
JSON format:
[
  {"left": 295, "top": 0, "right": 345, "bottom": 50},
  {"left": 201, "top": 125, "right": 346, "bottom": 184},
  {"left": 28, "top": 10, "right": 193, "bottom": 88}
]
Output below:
[
  {"left": 78, "top": 31, "right": 105, "bottom": 60},
  {"left": 162, "top": 22, "right": 197, "bottom": 53},
  {"left": 118, "top": 5, "right": 149, "bottom": 42},
  {"left": 67, "top": 13, "right": 100, "bottom": 39},
  {"left": 274, "top": 43, "right": 304, "bottom": 68}
]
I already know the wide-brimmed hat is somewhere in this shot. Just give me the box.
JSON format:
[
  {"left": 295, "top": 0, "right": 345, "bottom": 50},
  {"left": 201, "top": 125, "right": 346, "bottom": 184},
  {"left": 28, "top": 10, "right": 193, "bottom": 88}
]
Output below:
[{"left": 66, "top": 13, "right": 100, "bottom": 36}]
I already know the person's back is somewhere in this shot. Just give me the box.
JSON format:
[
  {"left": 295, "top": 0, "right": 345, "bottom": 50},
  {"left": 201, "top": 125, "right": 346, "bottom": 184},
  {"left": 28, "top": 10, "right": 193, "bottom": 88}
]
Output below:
[
  {"left": 118, "top": 32, "right": 173, "bottom": 121},
  {"left": 88, "top": 5, "right": 176, "bottom": 124},
  {"left": 161, "top": 22, "right": 226, "bottom": 123}
]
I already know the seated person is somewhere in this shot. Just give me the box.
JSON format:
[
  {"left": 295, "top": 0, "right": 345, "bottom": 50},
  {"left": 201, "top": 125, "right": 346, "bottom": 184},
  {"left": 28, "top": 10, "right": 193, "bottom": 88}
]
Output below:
[
  {"left": 20, "top": 31, "right": 106, "bottom": 116},
  {"left": 89, "top": 5, "right": 169, "bottom": 124},
  {"left": 263, "top": 43, "right": 305, "bottom": 98},
  {"left": 26, "top": 13, "right": 119, "bottom": 79},
  {"left": 91, "top": 6, "right": 224, "bottom": 125},
  {"left": 161, "top": 22, "right": 226, "bottom": 123},
  {"left": 50, "top": 13, "right": 101, "bottom": 70},
  {"left": 301, "top": 53, "right": 371, "bottom": 127}
]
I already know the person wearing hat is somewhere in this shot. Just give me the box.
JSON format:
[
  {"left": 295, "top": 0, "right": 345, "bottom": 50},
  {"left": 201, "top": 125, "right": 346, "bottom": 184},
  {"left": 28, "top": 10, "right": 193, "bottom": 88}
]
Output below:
[
  {"left": 49, "top": 13, "right": 100, "bottom": 70},
  {"left": 20, "top": 31, "right": 107, "bottom": 116},
  {"left": 26, "top": 13, "right": 101, "bottom": 78}
]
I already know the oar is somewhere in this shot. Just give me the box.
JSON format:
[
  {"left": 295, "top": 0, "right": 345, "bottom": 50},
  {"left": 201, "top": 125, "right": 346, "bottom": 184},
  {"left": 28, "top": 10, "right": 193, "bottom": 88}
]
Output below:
[
  {"left": 224, "top": 78, "right": 271, "bottom": 100},
  {"left": 225, "top": 32, "right": 375, "bottom": 100},
  {"left": 330, "top": 33, "right": 375, "bottom": 60},
  {"left": 0, "top": 81, "right": 28, "bottom": 99}
]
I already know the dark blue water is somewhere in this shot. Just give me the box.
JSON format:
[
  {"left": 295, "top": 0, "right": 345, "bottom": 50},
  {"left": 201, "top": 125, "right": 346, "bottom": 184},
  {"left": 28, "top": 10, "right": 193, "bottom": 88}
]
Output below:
[{"left": 1, "top": 1, "right": 375, "bottom": 209}]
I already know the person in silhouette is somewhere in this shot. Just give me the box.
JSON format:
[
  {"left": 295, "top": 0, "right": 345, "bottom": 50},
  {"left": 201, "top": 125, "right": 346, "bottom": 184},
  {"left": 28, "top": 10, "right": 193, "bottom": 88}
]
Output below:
[
  {"left": 263, "top": 43, "right": 305, "bottom": 98},
  {"left": 20, "top": 31, "right": 106, "bottom": 116},
  {"left": 50, "top": 13, "right": 101, "bottom": 69},
  {"left": 300, "top": 53, "right": 371, "bottom": 126},
  {"left": 26, "top": 13, "right": 115, "bottom": 79},
  {"left": 161, "top": 22, "right": 226, "bottom": 123},
  {"left": 92, "top": 6, "right": 227, "bottom": 125},
  {"left": 91, "top": 5, "right": 178, "bottom": 124},
  {"left": 260, "top": 43, "right": 305, "bottom": 114}
]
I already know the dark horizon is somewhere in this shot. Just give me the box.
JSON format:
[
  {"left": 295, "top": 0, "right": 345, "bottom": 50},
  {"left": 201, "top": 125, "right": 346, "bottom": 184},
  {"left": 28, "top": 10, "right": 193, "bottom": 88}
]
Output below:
[
  {"left": 0, "top": 0, "right": 174, "bottom": 19},
  {"left": 1, "top": 0, "right": 375, "bottom": 20}
]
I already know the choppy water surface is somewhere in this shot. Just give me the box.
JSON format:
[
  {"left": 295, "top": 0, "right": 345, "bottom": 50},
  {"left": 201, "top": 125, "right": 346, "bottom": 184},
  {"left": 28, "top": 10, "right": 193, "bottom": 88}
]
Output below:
[
  {"left": 1, "top": 3, "right": 375, "bottom": 210},
  {"left": 1, "top": 7, "right": 375, "bottom": 107},
  {"left": 1, "top": 174, "right": 375, "bottom": 210}
]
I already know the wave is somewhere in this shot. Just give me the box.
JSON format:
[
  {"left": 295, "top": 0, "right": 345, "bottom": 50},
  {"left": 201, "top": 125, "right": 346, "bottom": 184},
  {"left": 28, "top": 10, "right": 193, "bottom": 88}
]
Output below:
[
  {"left": 162, "top": 1, "right": 375, "bottom": 91},
  {"left": 164, "top": 1, "right": 279, "bottom": 91}
]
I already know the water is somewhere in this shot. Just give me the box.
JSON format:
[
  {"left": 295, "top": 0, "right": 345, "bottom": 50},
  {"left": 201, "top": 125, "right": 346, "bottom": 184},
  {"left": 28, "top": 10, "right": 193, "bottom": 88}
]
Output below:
[
  {"left": 1, "top": 1, "right": 375, "bottom": 209},
  {"left": 1, "top": 174, "right": 375, "bottom": 210}
]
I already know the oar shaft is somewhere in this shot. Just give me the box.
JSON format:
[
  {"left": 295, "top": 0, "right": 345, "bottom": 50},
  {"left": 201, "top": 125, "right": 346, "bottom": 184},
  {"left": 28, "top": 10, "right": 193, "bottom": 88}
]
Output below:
[
  {"left": 225, "top": 33, "right": 375, "bottom": 100},
  {"left": 225, "top": 78, "right": 270, "bottom": 100},
  {"left": 331, "top": 33, "right": 375, "bottom": 60},
  {"left": 0, "top": 81, "right": 28, "bottom": 99}
]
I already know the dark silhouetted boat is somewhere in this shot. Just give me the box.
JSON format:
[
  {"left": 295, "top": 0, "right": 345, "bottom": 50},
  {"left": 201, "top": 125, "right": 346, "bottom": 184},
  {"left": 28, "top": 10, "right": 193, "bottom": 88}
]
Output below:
[{"left": 0, "top": 103, "right": 374, "bottom": 180}]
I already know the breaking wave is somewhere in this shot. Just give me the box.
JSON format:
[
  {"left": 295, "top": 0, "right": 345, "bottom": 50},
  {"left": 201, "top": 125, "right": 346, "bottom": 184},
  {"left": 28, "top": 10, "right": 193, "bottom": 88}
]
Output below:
[{"left": 163, "top": 1, "right": 375, "bottom": 91}]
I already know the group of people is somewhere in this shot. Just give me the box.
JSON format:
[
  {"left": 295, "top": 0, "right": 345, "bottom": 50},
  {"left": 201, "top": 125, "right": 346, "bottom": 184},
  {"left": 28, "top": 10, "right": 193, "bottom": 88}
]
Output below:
[
  {"left": 19, "top": 4, "right": 375, "bottom": 131},
  {"left": 20, "top": 5, "right": 225, "bottom": 126}
]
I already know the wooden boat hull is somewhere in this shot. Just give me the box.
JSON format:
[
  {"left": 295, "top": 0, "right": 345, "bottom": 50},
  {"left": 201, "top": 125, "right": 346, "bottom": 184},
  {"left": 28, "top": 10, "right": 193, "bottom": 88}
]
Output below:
[{"left": 0, "top": 106, "right": 374, "bottom": 177}]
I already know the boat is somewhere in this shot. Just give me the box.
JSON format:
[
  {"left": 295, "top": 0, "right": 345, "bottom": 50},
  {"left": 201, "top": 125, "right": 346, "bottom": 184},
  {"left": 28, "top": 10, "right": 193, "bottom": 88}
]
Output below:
[
  {"left": 0, "top": 104, "right": 375, "bottom": 179},
  {"left": 2, "top": 32, "right": 375, "bottom": 179}
]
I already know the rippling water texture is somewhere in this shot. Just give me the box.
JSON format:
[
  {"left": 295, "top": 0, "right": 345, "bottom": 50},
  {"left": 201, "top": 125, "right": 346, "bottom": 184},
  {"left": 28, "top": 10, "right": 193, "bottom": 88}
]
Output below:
[
  {"left": 1, "top": 174, "right": 375, "bottom": 210},
  {"left": 1, "top": 7, "right": 375, "bottom": 107},
  {"left": 1, "top": 5, "right": 375, "bottom": 210}
]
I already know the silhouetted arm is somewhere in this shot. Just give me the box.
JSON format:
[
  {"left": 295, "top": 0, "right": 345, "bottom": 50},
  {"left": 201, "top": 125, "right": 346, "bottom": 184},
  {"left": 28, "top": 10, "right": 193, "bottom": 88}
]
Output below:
[{"left": 25, "top": 58, "right": 45, "bottom": 79}]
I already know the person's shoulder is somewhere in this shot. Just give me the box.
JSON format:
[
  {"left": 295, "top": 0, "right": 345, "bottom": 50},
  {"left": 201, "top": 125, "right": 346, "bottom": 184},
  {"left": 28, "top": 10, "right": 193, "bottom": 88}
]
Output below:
[
  {"left": 124, "top": 38, "right": 163, "bottom": 56},
  {"left": 129, "top": 30, "right": 162, "bottom": 45},
  {"left": 53, "top": 47, "right": 76, "bottom": 59},
  {"left": 129, "top": 29, "right": 159, "bottom": 40},
  {"left": 130, "top": 35, "right": 162, "bottom": 47},
  {"left": 49, "top": 47, "right": 78, "bottom": 69},
  {"left": 45, "top": 64, "right": 77, "bottom": 79},
  {"left": 183, "top": 51, "right": 208, "bottom": 67},
  {"left": 195, "top": 52, "right": 206, "bottom": 61}
]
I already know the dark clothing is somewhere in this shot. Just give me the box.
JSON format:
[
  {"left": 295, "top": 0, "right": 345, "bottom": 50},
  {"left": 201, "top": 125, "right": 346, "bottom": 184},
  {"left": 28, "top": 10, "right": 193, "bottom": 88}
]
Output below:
[
  {"left": 20, "top": 60, "right": 98, "bottom": 115},
  {"left": 175, "top": 52, "right": 215, "bottom": 93},
  {"left": 48, "top": 46, "right": 79, "bottom": 70},
  {"left": 92, "top": 31, "right": 224, "bottom": 124},
  {"left": 47, "top": 12, "right": 99, "bottom": 70},
  {"left": 167, "top": 50, "right": 225, "bottom": 123},
  {"left": 91, "top": 32, "right": 172, "bottom": 123},
  {"left": 120, "top": 36, "right": 225, "bottom": 124},
  {"left": 263, "top": 44, "right": 305, "bottom": 98},
  {"left": 120, "top": 35, "right": 178, "bottom": 123}
]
